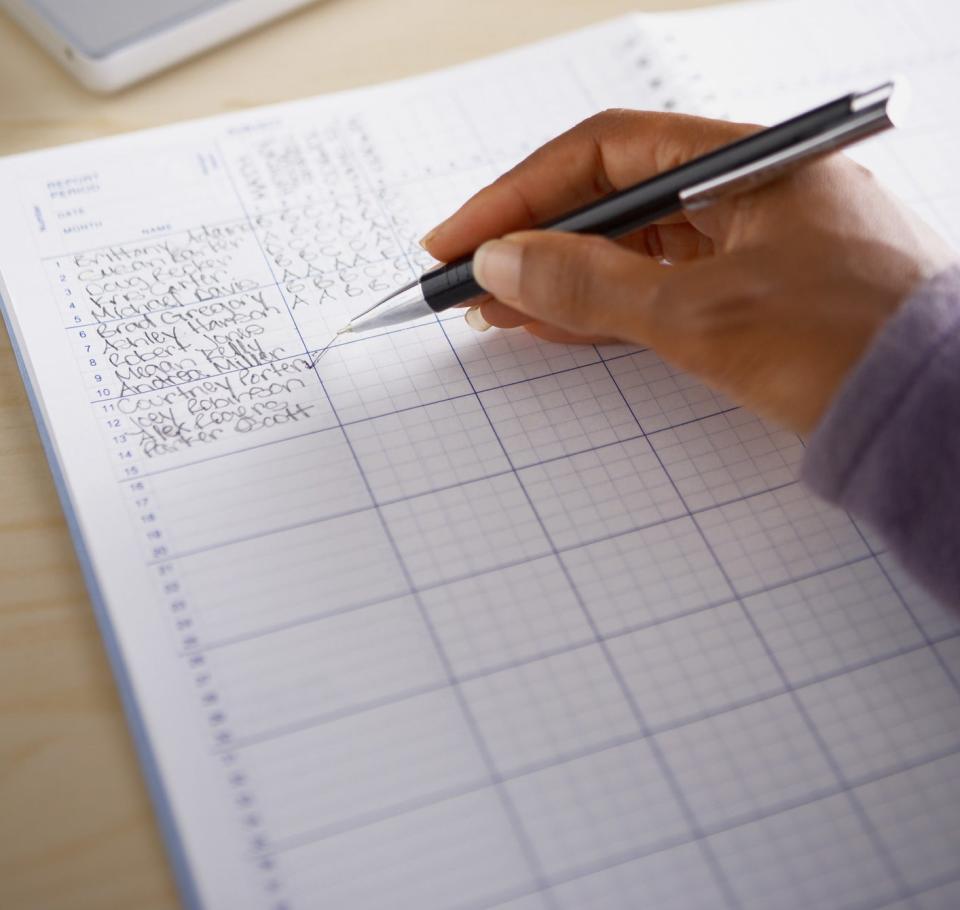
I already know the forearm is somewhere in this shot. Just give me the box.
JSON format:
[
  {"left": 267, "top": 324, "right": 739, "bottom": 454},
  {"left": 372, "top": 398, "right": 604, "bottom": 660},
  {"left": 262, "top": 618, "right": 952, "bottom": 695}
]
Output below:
[{"left": 802, "top": 263, "right": 960, "bottom": 606}]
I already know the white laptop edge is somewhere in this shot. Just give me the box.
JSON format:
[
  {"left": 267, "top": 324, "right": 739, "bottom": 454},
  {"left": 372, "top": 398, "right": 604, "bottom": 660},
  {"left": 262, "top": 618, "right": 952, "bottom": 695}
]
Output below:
[{"left": 0, "top": 0, "right": 317, "bottom": 93}]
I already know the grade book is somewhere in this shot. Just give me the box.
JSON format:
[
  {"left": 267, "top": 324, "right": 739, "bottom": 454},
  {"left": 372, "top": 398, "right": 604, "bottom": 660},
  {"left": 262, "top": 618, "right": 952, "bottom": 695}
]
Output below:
[{"left": 1, "top": 0, "right": 958, "bottom": 907}]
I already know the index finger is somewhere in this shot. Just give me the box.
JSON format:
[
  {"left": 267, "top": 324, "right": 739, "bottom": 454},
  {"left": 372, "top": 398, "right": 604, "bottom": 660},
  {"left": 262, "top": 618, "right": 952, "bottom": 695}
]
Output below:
[{"left": 423, "top": 109, "right": 756, "bottom": 262}]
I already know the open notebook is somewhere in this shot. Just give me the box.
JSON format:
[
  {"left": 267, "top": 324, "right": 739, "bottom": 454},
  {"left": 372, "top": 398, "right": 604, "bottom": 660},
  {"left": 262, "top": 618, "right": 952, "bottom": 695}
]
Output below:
[{"left": 2, "top": 0, "right": 959, "bottom": 907}]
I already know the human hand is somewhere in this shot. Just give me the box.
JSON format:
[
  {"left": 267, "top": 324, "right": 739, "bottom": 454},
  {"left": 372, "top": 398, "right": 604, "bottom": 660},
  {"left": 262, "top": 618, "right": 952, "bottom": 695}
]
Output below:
[{"left": 421, "top": 110, "right": 955, "bottom": 434}]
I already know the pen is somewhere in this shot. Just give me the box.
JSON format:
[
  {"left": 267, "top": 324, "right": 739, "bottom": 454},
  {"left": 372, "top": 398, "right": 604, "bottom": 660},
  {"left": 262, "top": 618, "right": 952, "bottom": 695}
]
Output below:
[{"left": 338, "top": 80, "right": 903, "bottom": 335}]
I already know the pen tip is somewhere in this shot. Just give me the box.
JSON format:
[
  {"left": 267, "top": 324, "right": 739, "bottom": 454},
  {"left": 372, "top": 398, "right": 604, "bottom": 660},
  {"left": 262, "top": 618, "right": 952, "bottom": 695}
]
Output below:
[{"left": 336, "top": 324, "right": 353, "bottom": 336}]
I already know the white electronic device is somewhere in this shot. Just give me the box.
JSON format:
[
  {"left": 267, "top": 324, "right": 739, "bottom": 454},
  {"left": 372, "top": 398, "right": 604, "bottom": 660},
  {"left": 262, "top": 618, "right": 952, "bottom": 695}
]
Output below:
[{"left": 0, "top": 0, "right": 318, "bottom": 93}]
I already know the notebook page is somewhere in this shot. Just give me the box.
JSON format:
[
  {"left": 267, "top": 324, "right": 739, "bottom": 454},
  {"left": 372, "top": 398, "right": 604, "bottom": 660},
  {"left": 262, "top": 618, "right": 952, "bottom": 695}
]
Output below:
[{"left": 0, "top": 2, "right": 958, "bottom": 909}]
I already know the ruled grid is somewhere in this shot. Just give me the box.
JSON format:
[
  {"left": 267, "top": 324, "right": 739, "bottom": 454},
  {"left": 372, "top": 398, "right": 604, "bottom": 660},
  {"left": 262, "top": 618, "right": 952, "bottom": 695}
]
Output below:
[{"left": 3, "top": 1, "right": 960, "bottom": 909}]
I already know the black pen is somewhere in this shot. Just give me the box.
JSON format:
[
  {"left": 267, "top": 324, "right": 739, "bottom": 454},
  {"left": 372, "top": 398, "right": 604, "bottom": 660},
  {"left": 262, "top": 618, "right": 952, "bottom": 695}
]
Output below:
[{"left": 337, "top": 81, "right": 903, "bottom": 335}]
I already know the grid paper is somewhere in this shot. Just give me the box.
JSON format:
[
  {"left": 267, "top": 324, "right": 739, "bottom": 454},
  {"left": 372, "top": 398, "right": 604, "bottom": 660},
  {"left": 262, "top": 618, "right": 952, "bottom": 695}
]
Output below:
[{"left": 0, "top": 1, "right": 958, "bottom": 909}]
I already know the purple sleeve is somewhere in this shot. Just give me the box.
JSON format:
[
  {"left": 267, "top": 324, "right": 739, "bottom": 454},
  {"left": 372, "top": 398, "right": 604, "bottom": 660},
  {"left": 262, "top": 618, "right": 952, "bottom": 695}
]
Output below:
[{"left": 801, "top": 263, "right": 960, "bottom": 607}]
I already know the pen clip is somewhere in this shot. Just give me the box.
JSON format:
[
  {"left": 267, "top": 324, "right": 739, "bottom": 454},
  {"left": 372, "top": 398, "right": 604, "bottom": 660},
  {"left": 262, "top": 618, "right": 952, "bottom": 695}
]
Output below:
[{"left": 679, "top": 81, "right": 901, "bottom": 212}]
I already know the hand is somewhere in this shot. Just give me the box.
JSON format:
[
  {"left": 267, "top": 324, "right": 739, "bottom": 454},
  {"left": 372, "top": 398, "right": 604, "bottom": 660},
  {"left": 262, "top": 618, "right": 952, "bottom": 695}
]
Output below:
[{"left": 421, "top": 110, "right": 955, "bottom": 434}]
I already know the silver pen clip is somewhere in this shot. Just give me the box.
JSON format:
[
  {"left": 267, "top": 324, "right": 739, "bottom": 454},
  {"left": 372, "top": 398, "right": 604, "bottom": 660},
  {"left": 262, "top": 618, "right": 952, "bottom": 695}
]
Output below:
[{"left": 679, "top": 80, "right": 904, "bottom": 212}]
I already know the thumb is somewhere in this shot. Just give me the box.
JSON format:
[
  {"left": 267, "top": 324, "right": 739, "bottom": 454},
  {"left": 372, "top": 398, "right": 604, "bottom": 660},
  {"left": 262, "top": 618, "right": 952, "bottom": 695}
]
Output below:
[{"left": 472, "top": 231, "right": 676, "bottom": 344}]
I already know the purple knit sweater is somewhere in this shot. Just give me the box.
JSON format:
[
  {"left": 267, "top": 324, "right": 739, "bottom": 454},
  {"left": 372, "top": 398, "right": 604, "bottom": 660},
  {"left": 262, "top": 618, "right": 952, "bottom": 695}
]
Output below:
[{"left": 802, "top": 264, "right": 960, "bottom": 607}]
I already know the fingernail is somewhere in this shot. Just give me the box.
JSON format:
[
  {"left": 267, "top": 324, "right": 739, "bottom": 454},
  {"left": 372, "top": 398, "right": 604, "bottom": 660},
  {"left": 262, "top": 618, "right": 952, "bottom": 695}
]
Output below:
[
  {"left": 418, "top": 226, "right": 441, "bottom": 249},
  {"left": 473, "top": 239, "right": 522, "bottom": 303},
  {"left": 464, "top": 305, "right": 491, "bottom": 332}
]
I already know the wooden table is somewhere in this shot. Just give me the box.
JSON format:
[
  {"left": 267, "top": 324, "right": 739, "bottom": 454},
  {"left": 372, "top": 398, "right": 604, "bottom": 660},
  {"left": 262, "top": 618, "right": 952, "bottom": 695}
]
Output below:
[{"left": 0, "top": 1, "right": 725, "bottom": 907}]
